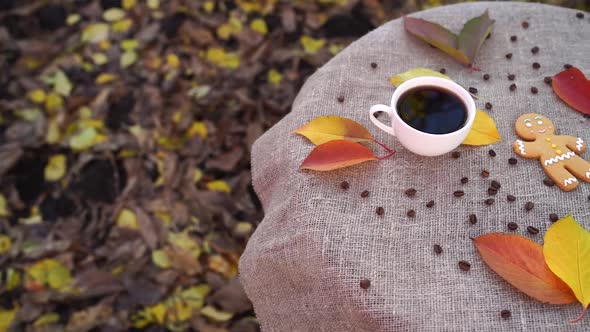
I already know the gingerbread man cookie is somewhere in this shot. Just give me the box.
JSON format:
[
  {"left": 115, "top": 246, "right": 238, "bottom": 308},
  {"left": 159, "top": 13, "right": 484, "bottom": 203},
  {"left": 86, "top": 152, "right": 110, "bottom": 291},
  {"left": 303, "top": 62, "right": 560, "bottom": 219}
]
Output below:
[{"left": 513, "top": 113, "right": 589, "bottom": 191}]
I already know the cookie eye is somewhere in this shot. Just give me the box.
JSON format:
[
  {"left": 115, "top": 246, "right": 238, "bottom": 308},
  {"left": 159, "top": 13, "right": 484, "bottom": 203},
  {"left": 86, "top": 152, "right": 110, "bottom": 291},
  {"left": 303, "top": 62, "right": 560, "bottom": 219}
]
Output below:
[
  {"left": 525, "top": 122, "right": 532, "bottom": 127},
  {"left": 537, "top": 120, "right": 543, "bottom": 125}
]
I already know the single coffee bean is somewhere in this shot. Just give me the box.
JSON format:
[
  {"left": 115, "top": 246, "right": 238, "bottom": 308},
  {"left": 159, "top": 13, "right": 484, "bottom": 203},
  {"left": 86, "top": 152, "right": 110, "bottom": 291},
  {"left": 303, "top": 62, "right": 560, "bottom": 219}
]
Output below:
[
  {"left": 451, "top": 151, "right": 461, "bottom": 158},
  {"left": 485, "top": 102, "right": 492, "bottom": 110},
  {"left": 531, "top": 46, "right": 539, "bottom": 54},
  {"left": 544, "top": 76, "right": 552, "bottom": 84},
  {"left": 491, "top": 180, "right": 501, "bottom": 189},
  {"left": 488, "top": 149, "right": 496, "bottom": 157},
  {"left": 461, "top": 177, "right": 469, "bottom": 184},
  {"left": 531, "top": 86, "right": 538, "bottom": 94},
  {"left": 485, "top": 198, "right": 495, "bottom": 206},
  {"left": 469, "top": 87, "right": 478, "bottom": 94},
  {"left": 433, "top": 244, "right": 443, "bottom": 254},
  {"left": 525, "top": 201, "right": 534, "bottom": 211},
  {"left": 507, "top": 194, "right": 516, "bottom": 202},
  {"left": 488, "top": 187, "right": 498, "bottom": 195},
  {"left": 507, "top": 222, "right": 518, "bottom": 231},
  {"left": 407, "top": 209, "right": 416, "bottom": 218},
  {"left": 576, "top": 12, "right": 584, "bottom": 19},
  {"left": 439, "top": 68, "right": 446, "bottom": 74},
  {"left": 361, "top": 190, "right": 370, "bottom": 198},
  {"left": 508, "top": 74, "right": 515, "bottom": 81},
  {"left": 340, "top": 181, "right": 350, "bottom": 190},
  {"left": 426, "top": 200, "right": 435, "bottom": 208},
  {"left": 501, "top": 309, "right": 512, "bottom": 319},
  {"left": 510, "top": 35, "right": 517, "bottom": 42},
  {"left": 564, "top": 64, "right": 573, "bottom": 69},
  {"left": 376, "top": 207, "right": 384, "bottom": 215},
  {"left": 481, "top": 170, "right": 490, "bottom": 178},
  {"left": 360, "top": 279, "right": 371, "bottom": 289},
  {"left": 509, "top": 83, "right": 517, "bottom": 91},
  {"left": 458, "top": 260, "right": 471, "bottom": 271},
  {"left": 337, "top": 95, "right": 345, "bottom": 103},
  {"left": 543, "top": 178, "right": 554, "bottom": 187},
  {"left": 483, "top": 73, "right": 490, "bottom": 80},
  {"left": 522, "top": 21, "right": 529, "bottom": 28},
  {"left": 454, "top": 190, "right": 465, "bottom": 197},
  {"left": 549, "top": 213, "right": 559, "bottom": 222},
  {"left": 505, "top": 53, "right": 513, "bottom": 59},
  {"left": 508, "top": 157, "right": 517, "bottom": 165},
  {"left": 371, "top": 62, "right": 377, "bottom": 69},
  {"left": 469, "top": 214, "right": 477, "bottom": 225},
  {"left": 532, "top": 62, "right": 540, "bottom": 69},
  {"left": 405, "top": 188, "right": 417, "bottom": 197},
  {"left": 527, "top": 226, "right": 539, "bottom": 235}
]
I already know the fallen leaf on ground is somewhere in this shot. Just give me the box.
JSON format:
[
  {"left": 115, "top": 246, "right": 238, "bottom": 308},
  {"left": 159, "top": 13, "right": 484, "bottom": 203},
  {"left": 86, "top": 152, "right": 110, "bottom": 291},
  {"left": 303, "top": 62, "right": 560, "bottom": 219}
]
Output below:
[
  {"left": 0, "top": 307, "right": 17, "bottom": 332},
  {"left": 33, "top": 313, "right": 60, "bottom": 327},
  {"left": 200, "top": 306, "right": 233, "bottom": 323},
  {"left": 543, "top": 215, "right": 590, "bottom": 322},
  {"left": 44, "top": 154, "right": 66, "bottom": 182},
  {"left": 552, "top": 67, "right": 590, "bottom": 115},
  {"left": 300, "top": 140, "right": 378, "bottom": 171},
  {"left": 473, "top": 233, "right": 576, "bottom": 304},
  {"left": 300, "top": 35, "right": 325, "bottom": 54},
  {"left": 25, "top": 258, "right": 72, "bottom": 291},
  {"left": 0, "top": 235, "right": 11, "bottom": 255},
  {"left": 294, "top": 116, "right": 374, "bottom": 145},
  {"left": 117, "top": 208, "right": 138, "bottom": 229},
  {"left": 389, "top": 67, "right": 451, "bottom": 87},
  {"left": 462, "top": 110, "right": 501, "bottom": 145}
]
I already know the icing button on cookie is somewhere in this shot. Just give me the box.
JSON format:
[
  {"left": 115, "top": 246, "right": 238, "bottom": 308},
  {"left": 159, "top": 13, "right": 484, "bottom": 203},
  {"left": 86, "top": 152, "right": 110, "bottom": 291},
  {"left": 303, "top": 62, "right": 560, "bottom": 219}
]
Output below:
[
  {"left": 546, "top": 137, "right": 551, "bottom": 142},
  {"left": 556, "top": 149, "right": 562, "bottom": 154},
  {"left": 551, "top": 144, "right": 557, "bottom": 148}
]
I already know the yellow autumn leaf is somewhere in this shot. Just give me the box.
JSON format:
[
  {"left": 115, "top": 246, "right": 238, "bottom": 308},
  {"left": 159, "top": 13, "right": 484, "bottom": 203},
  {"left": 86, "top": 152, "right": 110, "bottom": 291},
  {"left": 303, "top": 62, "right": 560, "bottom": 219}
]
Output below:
[
  {"left": 389, "top": 67, "right": 451, "bottom": 87},
  {"left": 193, "top": 168, "right": 203, "bottom": 183},
  {"left": 200, "top": 306, "right": 233, "bottom": 322},
  {"left": 95, "top": 73, "right": 117, "bottom": 84},
  {"left": 250, "top": 18, "right": 268, "bottom": 35},
  {"left": 44, "top": 154, "right": 66, "bottom": 182},
  {"left": 166, "top": 54, "right": 180, "bottom": 69},
  {"left": 186, "top": 121, "right": 207, "bottom": 139},
  {"left": 33, "top": 313, "right": 60, "bottom": 327},
  {"left": 0, "top": 307, "right": 17, "bottom": 332},
  {"left": 120, "top": 39, "right": 139, "bottom": 51},
  {"left": 66, "top": 14, "right": 80, "bottom": 26},
  {"left": 120, "top": 50, "right": 138, "bottom": 68},
  {"left": 103, "top": 8, "right": 126, "bottom": 22},
  {"left": 207, "top": 180, "right": 231, "bottom": 193},
  {"left": 461, "top": 110, "right": 501, "bottom": 146},
  {"left": 203, "top": 1, "right": 215, "bottom": 13},
  {"left": 69, "top": 127, "right": 107, "bottom": 151},
  {"left": 151, "top": 249, "right": 171, "bottom": 268},
  {"left": 205, "top": 48, "right": 240, "bottom": 69},
  {"left": 45, "top": 93, "right": 64, "bottom": 113},
  {"left": 329, "top": 43, "right": 344, "bottom": 55},
  {"left": 26, "top": 259, "right": 72, "bottom": 291},
  {"left": 300, "top": 35, "right": 325, "bottom": 54},
  {"left": 81, "top": 23, "right": 109, "bottom": 43},
  {"left": 147, "top": 0, "right": 159, "bottom": 9},
  {"left": 99, "top": 39, "right": 111, "bottom": 50},
  {"left": 0, "top": 194, "right": 9, "bottom": 217},
  {"left": 5, "top": 269, "right": 21, "bottom": 291},
  {"left": 544, "top": 215, "right": 590, "bottom": 321},
  {"left": 91, "top": 52, "right": 108, "bottom": 65},
  {"left": 0, "top": 235, "right": 11, "bottom": 255},
  {"left": 293, "top": 115, "right": 374, "bottom": 145},
  {"left": 123, "top": 0, "right": 136, "bottom": 9},
  {"left": 267, "top": 69, "right": 282, "bottom": 85},
  {"left": 27, "top": 89, "right": 46, "bottom": 104},
  {"left": 112, "top": 18, "right": 133, "bottom": 33},
  {"left": 117, "top": 208, "right": 138, "bottom": 229}
]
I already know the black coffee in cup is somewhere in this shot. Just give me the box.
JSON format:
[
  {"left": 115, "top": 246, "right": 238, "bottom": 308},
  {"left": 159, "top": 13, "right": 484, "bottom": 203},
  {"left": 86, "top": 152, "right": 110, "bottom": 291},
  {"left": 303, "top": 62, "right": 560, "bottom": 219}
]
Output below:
[{"left": 396, "top": 86, "right": 467, "bottom": 135}]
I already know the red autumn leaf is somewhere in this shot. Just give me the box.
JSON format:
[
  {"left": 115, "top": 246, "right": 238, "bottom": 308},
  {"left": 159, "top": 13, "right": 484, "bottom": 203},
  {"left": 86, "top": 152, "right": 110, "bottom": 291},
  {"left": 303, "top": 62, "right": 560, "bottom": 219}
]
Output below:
[
  {"left": 473, "top": 233, "right": 576, "bottom": 304},
  {"left": 552, "top": 67, "right": 590, "bottom": 115},
  {"left": 300, "top": 140, "right": 378, "bottom": 171}
]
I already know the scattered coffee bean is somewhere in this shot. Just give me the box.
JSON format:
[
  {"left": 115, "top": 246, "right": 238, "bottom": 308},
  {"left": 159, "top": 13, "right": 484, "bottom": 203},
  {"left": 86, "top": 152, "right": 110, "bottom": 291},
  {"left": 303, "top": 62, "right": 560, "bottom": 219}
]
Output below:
[
  {"left": 531, "top": 46, "right": 539, "bottom": 54},
  {"left": 527, "top": 226, "right": 539, "bottom": 235},
  {"left": 340, "top": 181, "right": 350, "bottom": 190},
  {"left": 501, "top": 309, "right": 512, "bottom": 319},
  {"left": 337, "top": 95, "right": 344, "bottom": 103},
  {"left": 510, "top": 35, "right": 517, "bottom": 42},
  {"left": 433, "top": 244, "right": 443, "bottom": 254},
  {"left": 469, "top": 214, "right": 477, "bottom": 225},
  {"left": 491, "top": 180, "right": 501, "bottom": 189},
  {"left": 360, "top": 279, "right": 371, "bottom": 289},
  {"left": 525, "top": 201, "right": 534, "bottom": 211},
  {"left": 532, "top": 62, "right": 540, "bottom": 69},
  {"left": 564, "top": 64, "right": 573, "bottom": 69},
  {"left": 454, "top": 190, "right": 465, "bottom": 198},
  {"left": 485, "top": 102, "right": 493, "bottom": 110},
  {"left": 509, "top": 83, "right": 517, "bottom": 91},
  {"left": 439, "top": 68, "right": 446, "bottom": 74},
  {"left": 376, "top": 207, "right": 384, "bottom": 215},
  {"left": 507, "top": 222, "right": 518, "bottom": 231},
  {"left": 507, "top": 195, "right": 516, "bottom": 202},
  {"left": 461, "top": 177, "right": 469, "bottom": 184},
  {"left": 481, "top": 170, "right": 490, "bottom": 178},
  {"left": 483, "top": 73, "right": 490, "bottom": 80},
  {"left": 549, "top": 213, "right": 559, "bottom": 222},
  {"left": 407, "top": 209, "right": 416, "bottom": 218},
  {"left": 508, "top": 157, "right": 517, "bottom": 165},
  {"left": 488, "top": 149, "right": 496, "bottom": 157},
  {"left": 576, "top": 12, "right": 584, "bottom": 19},
  {"left": 426, "top": 200, "right": 435, "bottom": 208},
  {"left": 485, "top": 198, "right": 495, "bottom": 206},
  {"left": 488, "top": 187, "right": 498, "bottom": 195},
  {"left": 405, "top": 188, "right": 417, "bottom": 197},
  {"left": 508, "top": 74, "right": 515, "bottom": 81},
  {"left": 451, "top": 151, "right": 461, "bottom": 158},
  {"left": 522, "top": 21, "right": 529, "bottom": 29},
  {"left": 543, "top": 178, "right": 554, "bottom": 187},
  {"left": 531, "top": 86, "right": 538, "bottom": 94},
  {"left": 505, "top": 53, "right": 513, "bottom": 59},
  {"left": 469, "top": 87, "right": 478, "bottom": 94},
  {"left": 458, "top": 260, "right": 471, "bottom": 271},
  {"left": 371, "top": 62, "right": 377, "bottom": 69},
  {"left": 544, "top": 76, "right": 552, "bottom": 84},
  {"left": 361, "top": 190, "right": 370, "bottom": 198}
]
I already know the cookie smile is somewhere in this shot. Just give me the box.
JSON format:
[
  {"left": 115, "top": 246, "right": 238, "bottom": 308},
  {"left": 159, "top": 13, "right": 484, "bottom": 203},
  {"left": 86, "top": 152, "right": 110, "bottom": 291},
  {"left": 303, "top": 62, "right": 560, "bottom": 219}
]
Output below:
[{"left": 538, "top": 129, "right": 546, "bottom": 133}]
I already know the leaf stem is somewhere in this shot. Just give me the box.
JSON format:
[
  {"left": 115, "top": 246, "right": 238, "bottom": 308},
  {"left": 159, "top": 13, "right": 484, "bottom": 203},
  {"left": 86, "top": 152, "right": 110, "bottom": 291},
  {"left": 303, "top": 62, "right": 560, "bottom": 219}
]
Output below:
[
  {"left": 570, "top": 304, "right": 588, "bottom": 323},
  {"left": 378, "top": 150, "right": 396, "bottom": 160},
  {"left": 373, "top": 139, "right": 393, "bottom": 153}
]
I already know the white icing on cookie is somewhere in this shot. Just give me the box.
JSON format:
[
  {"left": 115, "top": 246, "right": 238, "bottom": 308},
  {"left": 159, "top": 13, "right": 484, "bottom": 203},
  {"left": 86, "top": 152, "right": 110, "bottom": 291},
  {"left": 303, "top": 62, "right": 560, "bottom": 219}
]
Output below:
[
  {"left": 576, "top": 137, "right": 584, "bottom": 151},
  {"left": 586, "top": 170, "right": 590, "bottom": 179},
  {"left": 544, "top": 152, "right": 576, "bottom": 166},
  {"left": 564, "top": 177, "right": 578, "bottom": 186},
  {"left": 516, "top": 140, "right": 526, "bottom": 155}
]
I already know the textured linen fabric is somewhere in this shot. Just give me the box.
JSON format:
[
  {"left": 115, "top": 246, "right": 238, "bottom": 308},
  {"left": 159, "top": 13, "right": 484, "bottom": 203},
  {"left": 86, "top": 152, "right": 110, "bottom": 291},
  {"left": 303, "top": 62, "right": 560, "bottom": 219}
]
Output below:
[{"left": 239, "top": 2, "right": 590, "bottom": 331}]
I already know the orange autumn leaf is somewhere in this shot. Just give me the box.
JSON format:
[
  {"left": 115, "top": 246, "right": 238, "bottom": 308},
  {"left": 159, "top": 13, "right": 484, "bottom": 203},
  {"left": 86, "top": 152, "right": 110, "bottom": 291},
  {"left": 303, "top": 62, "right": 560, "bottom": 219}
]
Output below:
[
  {"left": 300, "top": 140, "right": 378, "bottom": 171},
  {"left": 461, "top": 109, "right": 501, "bottom": 146},
  {"left": 552, "top": 67, "right": 590, "bottom": 115},
  {"left": 293, "top": 116, "right": 373, "bottom": 145},
  {"left": 473, "top": 233, "right": 576, "bottom": 304}
]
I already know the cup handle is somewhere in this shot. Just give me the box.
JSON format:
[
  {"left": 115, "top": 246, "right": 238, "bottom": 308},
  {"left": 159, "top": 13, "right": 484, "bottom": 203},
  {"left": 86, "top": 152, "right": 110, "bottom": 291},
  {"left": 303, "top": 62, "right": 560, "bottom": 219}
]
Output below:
[{"left": 369, "top": 104, "right": 396, "bottom": 136}]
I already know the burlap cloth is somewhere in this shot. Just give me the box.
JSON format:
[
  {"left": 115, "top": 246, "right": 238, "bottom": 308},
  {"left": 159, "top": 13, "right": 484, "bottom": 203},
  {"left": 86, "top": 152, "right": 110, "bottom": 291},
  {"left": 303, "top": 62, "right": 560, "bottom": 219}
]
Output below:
[{"left": 239, "top": 2, "right": 590, "bottom": 331}]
